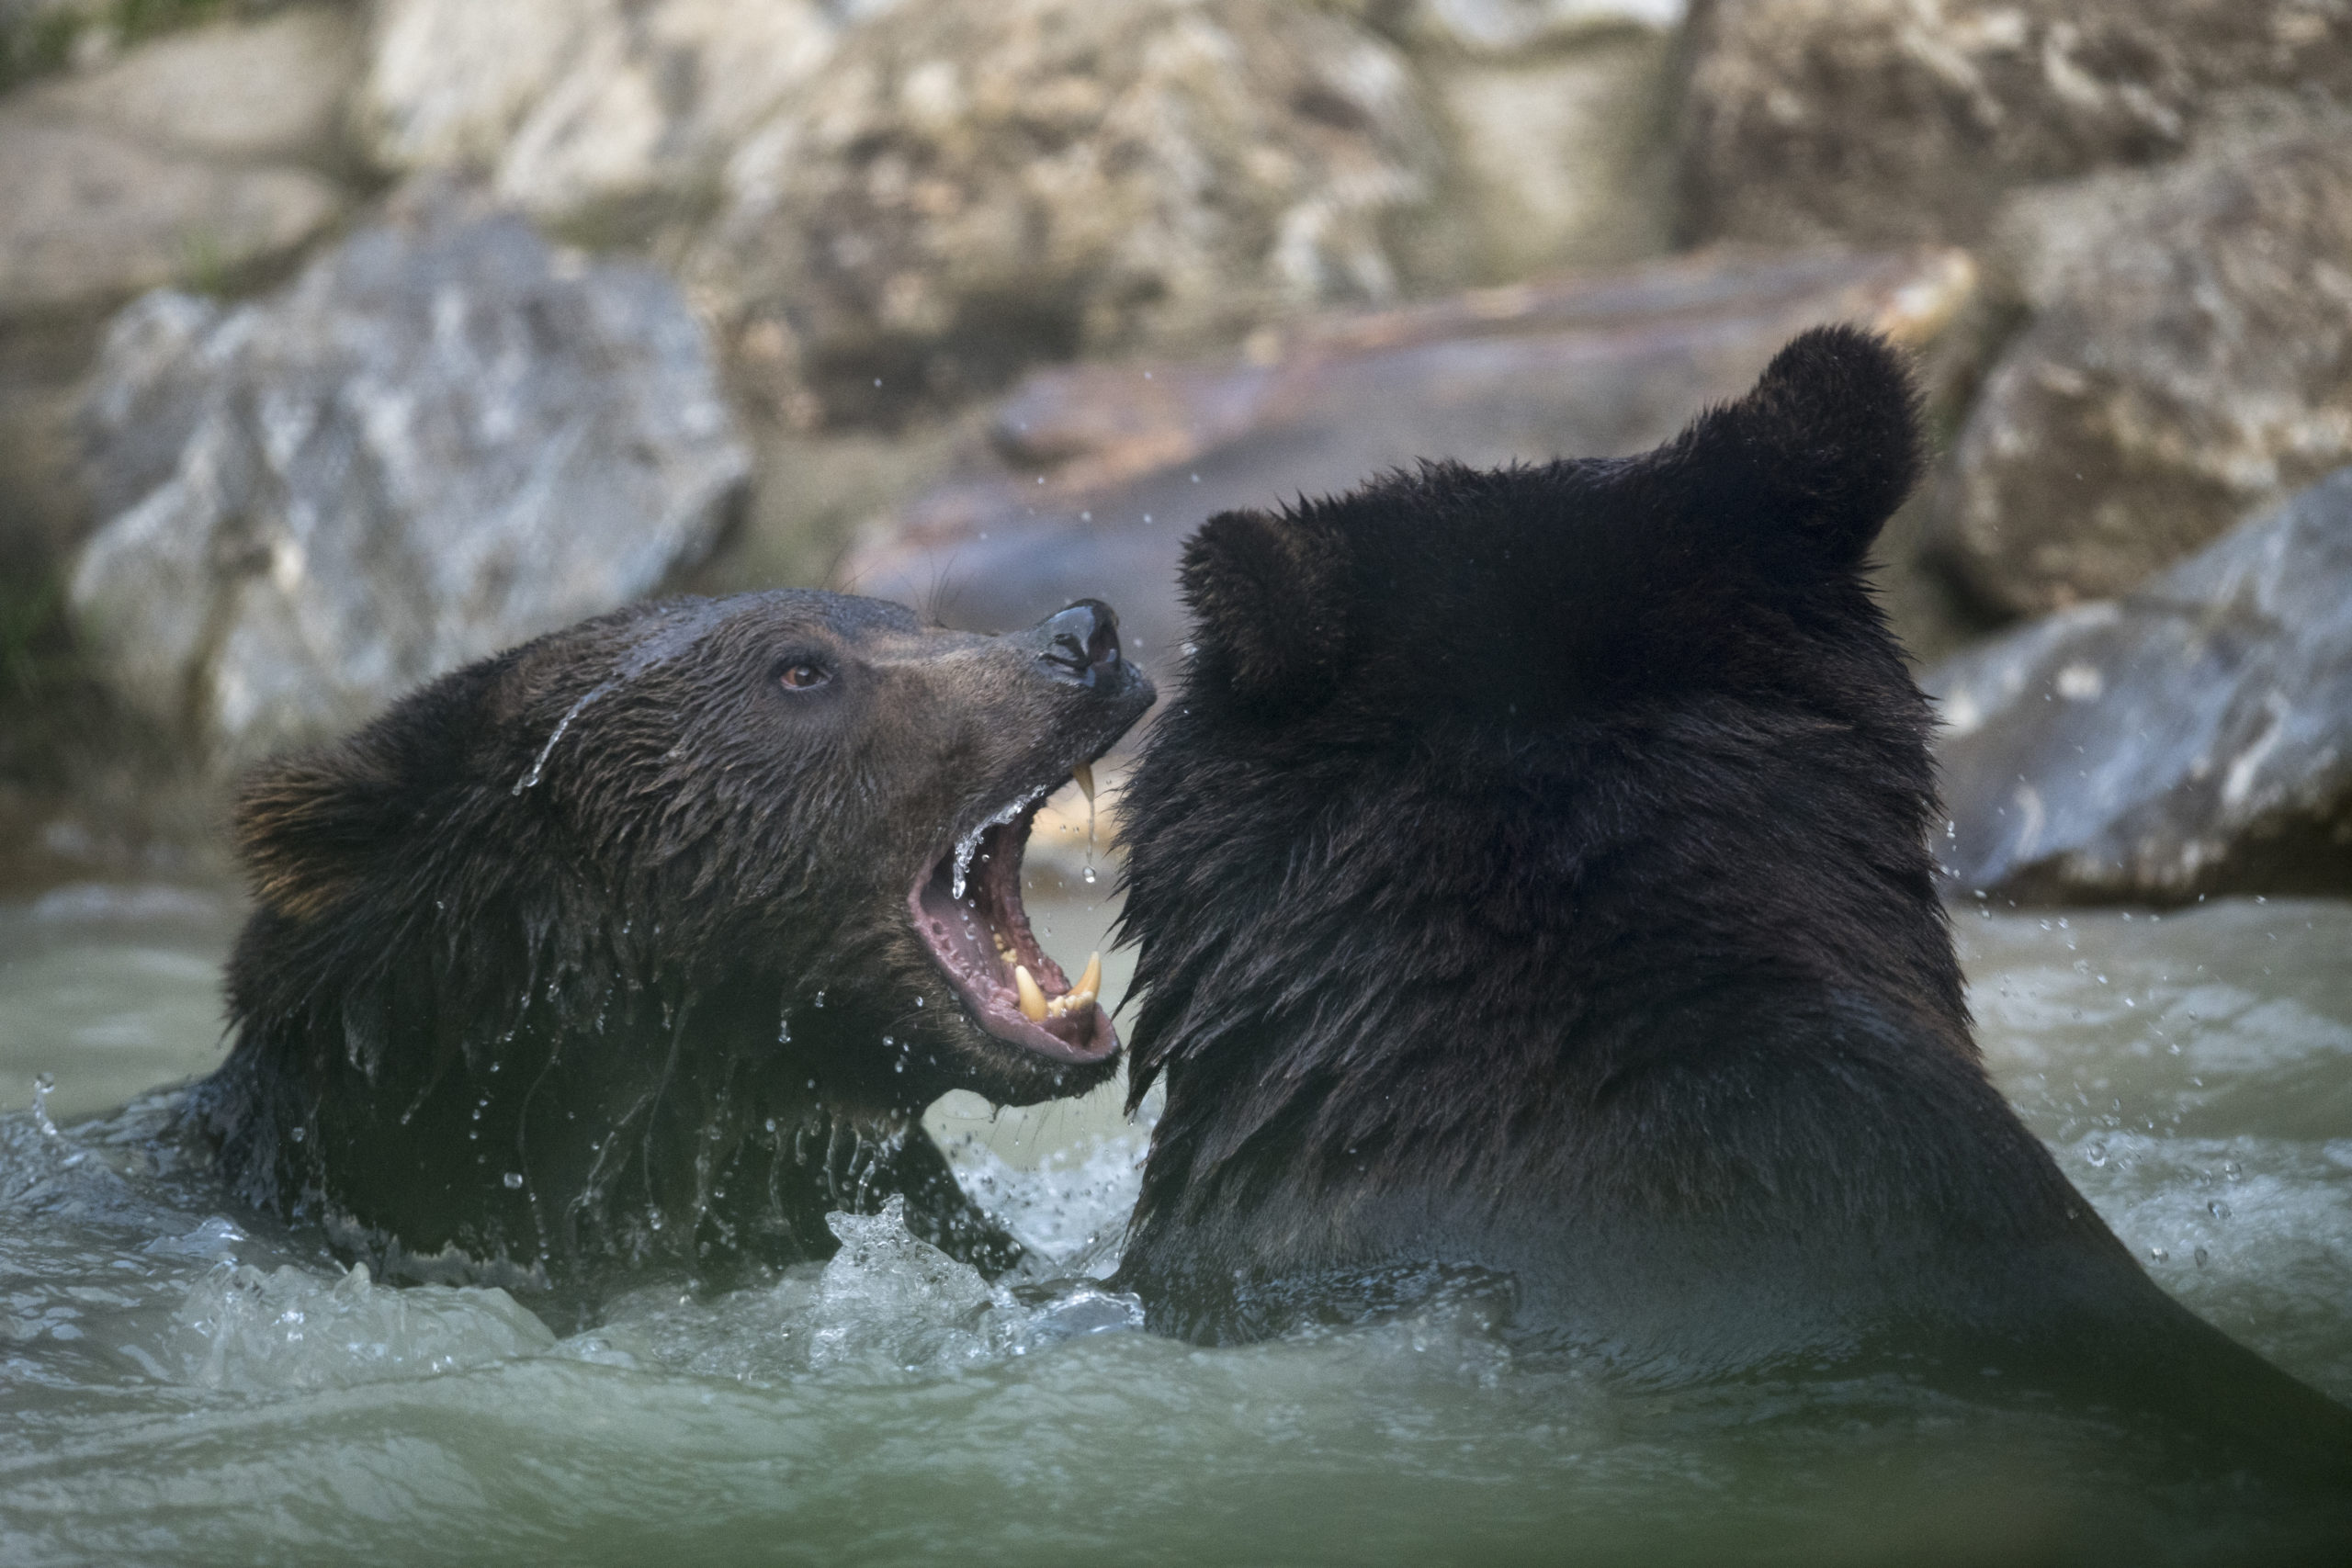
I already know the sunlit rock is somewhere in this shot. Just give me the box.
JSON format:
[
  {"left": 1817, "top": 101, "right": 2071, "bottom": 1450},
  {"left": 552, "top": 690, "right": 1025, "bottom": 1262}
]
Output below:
[
  {"left": 0, "top": 6, "right": 357, "bottom": 319},
  {"left": 687, "top": 0, "right": 1440, "bottom": 426},
  {"left": 1398, "top": 1, "right": 1680, "bottom": 286},
  {"left": 1680, "top": 0, "right": 2352, "bottom": 249},
  {"left": 1930, "top": 466, "right": 2352, "bottom": 902},
  {"left": 25, "top": 4, "right": 362, "bottom": 167},
  {"left": 1928, "top": 118, "right": 2352, "bottom": 616},
  {"left": 358, "top": 0, "right": 839, "bottom": 229},
  {"left": 69, "top": 180, "right": 748, "bottom": 770}
]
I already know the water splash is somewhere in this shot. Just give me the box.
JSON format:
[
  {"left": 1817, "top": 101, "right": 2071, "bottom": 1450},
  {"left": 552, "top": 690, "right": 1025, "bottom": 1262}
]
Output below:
[
  {"left": 513, "top": 683, "right": 613, "bottom": 794},
  {"left": 511, "top": 600, "right": 736, "bottom": 794},
  {"left": 952, "top": 786, "right": 1049, "bottom": 900}
]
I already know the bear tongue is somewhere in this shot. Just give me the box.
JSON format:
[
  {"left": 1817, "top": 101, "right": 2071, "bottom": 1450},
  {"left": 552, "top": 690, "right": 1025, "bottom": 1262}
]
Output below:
[{"left": 910, "top": 813, "right": 1112, "bottom": 1058}]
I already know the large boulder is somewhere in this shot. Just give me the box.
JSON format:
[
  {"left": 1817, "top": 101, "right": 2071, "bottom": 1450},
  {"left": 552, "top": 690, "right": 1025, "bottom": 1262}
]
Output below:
[
  {"left": 1928, "top": 123, "right": 2352, "bottom": 617},
  {"left": 1679, "top": 0, "right": 2352, "bottom": 249},
  {"left": 842, "top": 245, "right": 1979, "bottom": 674},
  {"left": 69, "top": 183, "right": 749, "bottom": 771},
  {"left": 689, "top": 0, "right": 1440, "bottom": 426},
  {"left": 1930, "top": 467, "right": 2352, "bottom": 903}
]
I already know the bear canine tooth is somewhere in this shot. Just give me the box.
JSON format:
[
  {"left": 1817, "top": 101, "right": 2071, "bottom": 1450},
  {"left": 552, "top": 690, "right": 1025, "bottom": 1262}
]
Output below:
[
  {"left": 1073, "top": 761, "right": 1096, "bottom": 805},
  {"left": 1076, "top": 951, "right": 1102, "bottom": 999},
  {"left": 1014, "top": 965, "right": 1047, "bottom": 1021}
]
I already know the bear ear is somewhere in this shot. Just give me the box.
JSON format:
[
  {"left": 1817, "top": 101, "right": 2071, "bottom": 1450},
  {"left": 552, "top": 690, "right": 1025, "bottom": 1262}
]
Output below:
[
  {"left": 1683, "top": 324, "right": 1924, "bottom": 567},
  {"left": 1178, "top": 506, "right": 1351, "bottom": 710},
  {"left": 234, "top": 746, "right": 401, "bottom": 921}
]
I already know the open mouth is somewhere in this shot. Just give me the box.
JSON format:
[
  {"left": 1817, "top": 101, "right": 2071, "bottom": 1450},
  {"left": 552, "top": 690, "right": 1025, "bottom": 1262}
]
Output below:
[{"left": 909, "top": 771, "right": 1117, "bottom": 1066}]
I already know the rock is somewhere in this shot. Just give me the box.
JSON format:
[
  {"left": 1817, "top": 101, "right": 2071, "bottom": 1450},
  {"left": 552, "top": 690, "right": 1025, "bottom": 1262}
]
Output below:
[
  {"left": 0, "top": 7, "right": 362, "bottom": 321},
  {"left": 1391, "top": 0, "right": 1687, "bottom": 54},
  {"left": 359, "top": 0, "right": 838, "bottom": 228},
  {"left": 690, "top": 0, "right": 1440, "bottom": 426},
  {"left": 0, "top": 118, "right": 343, "bottom": 320},
  {"left": 69, "top": 183, "right": 749, "bottom": 770},
  {"left": 1404, "top": 13, "right": 1679, "bottom": 284},
  {"left": 842, "top": 245, "right": 1979, "bottom": 674},
  {"left": 20, "top": 6, "right": 363, "bottom": 168},
  {"left": 1929, "top": 467, "right": 2352, "bottom": 903},
  {"left": 1928, "top": 125, "right": 2352, "bottom": 617},
  {"left": 1679, "top": 0, "right": 2352, "bottom": 249}
]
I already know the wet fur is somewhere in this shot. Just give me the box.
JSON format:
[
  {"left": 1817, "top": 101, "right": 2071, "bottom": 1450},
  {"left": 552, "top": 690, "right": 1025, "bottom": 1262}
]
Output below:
[
  {"left": 1112, "top": 327, "right": 2352, "bottom": 1471},
  {"left": 188, "top": 591, "right": 1149, "bottom": 1303}
]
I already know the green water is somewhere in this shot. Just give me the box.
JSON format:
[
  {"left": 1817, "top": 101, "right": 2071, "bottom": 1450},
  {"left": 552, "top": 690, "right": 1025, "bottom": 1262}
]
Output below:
[{"left": 2, "top": 886, "right": 2348, "bottom": 1565}]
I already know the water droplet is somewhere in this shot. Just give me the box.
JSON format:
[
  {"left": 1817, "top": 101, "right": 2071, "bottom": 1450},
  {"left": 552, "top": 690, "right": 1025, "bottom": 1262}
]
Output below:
[
  {"left": 2148, "top": 1246, "right": 2169, "bottom": 1262},
  {"left": 2086, "top": 1143, "right": 2108, "bottom": 1168},
  {"left": 503, "top": 1172, "right": 525, "bottom": 1190},
  {"left": 1081, "top": 866, "right": 1097, "bottom": 884},
  {"left": 2222, "top": 1160, "right": 2243, "bottom": 1180},
  {"left": 764, "top": 1118, "right": 777, "bottom": 1133},
  {"left": 289, "top": 1125, "right": 306, "bottom": 1143},
  {"left": 2208, "top": 1200, "right": 2231, "bottom": 1221},
  {"left": 2194, "top": 1247, "right": 2211, "bottom": 1268},
  {"left": 813, "top": 990, "right": 825, "bottom": 1009}
]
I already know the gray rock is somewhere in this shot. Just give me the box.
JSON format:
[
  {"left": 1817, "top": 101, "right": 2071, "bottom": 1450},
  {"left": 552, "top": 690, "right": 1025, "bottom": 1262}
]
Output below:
[
  {"left": 1928, "top": 467, "right": 2352, "bottom": 903},
  {"left": 70, "top": 184, "right": 748, "bottom": 770},
  {"left": 1928, "top": 126, "right": 2352, "bottom": 616},
  {"left": 1679, "top": 0, "right": 2352, "bottom": 249}
]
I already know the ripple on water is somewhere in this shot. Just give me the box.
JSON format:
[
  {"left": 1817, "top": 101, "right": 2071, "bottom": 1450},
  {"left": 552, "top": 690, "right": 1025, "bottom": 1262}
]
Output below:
[{"left": 0, "top": 896, "right": 2349, "bottom": 1563}]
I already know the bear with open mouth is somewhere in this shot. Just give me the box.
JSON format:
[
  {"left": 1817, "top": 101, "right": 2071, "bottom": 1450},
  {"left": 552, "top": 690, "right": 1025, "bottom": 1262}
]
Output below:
[
  {"left": 185, "top": 592, "right": 1151, "bottom": 1299},
  {"left": 1109, "top": 327, "right": 2352, "bottom": 1468}
]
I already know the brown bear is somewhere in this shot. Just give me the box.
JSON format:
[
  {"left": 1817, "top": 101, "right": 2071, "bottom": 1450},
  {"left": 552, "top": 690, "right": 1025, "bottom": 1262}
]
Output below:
[
  {"left": 186, "top": 592, "right": 1151, "bottom": 1305},
  {"left": 1109, "top": 327, "right": 2352, "bottom": 1472}
]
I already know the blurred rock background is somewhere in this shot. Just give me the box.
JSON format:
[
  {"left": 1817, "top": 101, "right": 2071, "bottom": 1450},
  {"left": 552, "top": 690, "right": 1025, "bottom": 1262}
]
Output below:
[{"left": 0, "top": 0, "right": 2347, "bottom": 902}]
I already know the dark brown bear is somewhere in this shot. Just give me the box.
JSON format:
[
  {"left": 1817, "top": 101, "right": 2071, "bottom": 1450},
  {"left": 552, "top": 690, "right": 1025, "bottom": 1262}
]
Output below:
[
  {"left": 1110, "top": 327, "right": 2352, "bottom": 1466},
  {"left": 187, "top": 592, "right": 1151, "bottom": 1302}
]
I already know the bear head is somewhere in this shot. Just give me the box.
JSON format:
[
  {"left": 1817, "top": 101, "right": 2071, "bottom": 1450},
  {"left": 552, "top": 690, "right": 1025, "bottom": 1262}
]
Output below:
[{"left": 202, "top": 591, "right": 1152, "bottom": 1289}]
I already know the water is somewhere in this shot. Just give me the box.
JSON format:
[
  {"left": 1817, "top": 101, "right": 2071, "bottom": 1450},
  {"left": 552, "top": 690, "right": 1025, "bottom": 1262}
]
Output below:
[{"left": 4, "top": 886, "right": 2349, "bottom": 1564}]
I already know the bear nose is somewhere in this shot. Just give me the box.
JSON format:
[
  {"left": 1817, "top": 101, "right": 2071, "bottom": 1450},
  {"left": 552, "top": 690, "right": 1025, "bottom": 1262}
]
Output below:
[{"left": 1036, "top": 600, "right": 1123, "bottom": 681}]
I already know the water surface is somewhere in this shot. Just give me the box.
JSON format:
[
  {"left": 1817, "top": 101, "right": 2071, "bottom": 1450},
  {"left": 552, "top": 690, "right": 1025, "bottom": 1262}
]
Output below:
[{"left": 3, "top": 886, "right": 2348, "bottom": 1565}]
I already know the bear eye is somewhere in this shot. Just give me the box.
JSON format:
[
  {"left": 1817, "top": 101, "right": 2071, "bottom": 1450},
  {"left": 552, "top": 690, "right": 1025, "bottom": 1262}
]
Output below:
[{"left": 776, "top": 660, "right": 831, "bottom": 692}]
